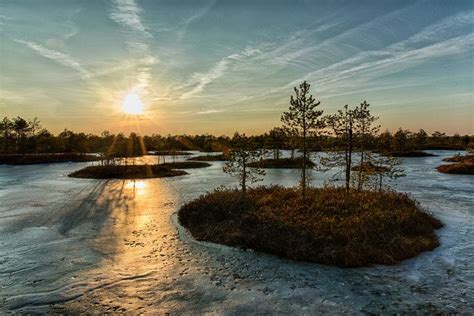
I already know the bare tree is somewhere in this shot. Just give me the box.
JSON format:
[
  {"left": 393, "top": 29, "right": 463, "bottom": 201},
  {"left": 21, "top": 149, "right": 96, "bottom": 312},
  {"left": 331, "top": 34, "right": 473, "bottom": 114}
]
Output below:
[
  {"left": 353, "top": 101, "right": 379, "bottom": 191},
  {"left": 352, "top": 154, "right": 405, "bottom": 192},
  {"left": 223, "top": 132, "right": 265, "bottom": 200},
  {"left": 281, "top": 81, "right": 324, "bottom": 200},
  {"left": 322, "top": 104, "right": 355, "bottom": 193}
]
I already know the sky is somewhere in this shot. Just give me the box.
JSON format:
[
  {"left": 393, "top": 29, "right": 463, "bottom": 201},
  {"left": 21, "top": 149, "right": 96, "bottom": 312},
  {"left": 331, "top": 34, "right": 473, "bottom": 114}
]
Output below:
[{"left": 0, "top": 0, "right": 473, "bottom": 135}]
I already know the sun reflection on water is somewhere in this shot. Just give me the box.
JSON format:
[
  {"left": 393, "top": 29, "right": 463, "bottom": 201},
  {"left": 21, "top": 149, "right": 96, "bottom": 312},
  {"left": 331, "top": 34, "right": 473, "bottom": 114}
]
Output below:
[{"left": 124, "top": 180, "right": 148, "bottom": 198}]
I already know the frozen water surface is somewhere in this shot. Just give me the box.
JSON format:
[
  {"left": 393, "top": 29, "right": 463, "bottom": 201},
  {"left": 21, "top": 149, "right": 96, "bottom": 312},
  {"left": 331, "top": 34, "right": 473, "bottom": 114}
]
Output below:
[{"left": 0, "top": 151, "right": 473, "bottom": 314}]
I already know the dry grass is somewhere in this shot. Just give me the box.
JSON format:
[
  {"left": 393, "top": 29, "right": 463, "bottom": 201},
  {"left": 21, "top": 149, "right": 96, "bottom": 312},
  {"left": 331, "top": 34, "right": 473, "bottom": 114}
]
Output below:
[
  {"left": 178, "top": 186, "right": 442, "bottom": 267},
  {"left": 437, "top": 154, "right": 474, "bottom": 175},
  {"left": 437, "top": 163, "right": 474, "bottom": 175},
  {"left": 68, "top": 164, "right": 187, "bottom": 179}
]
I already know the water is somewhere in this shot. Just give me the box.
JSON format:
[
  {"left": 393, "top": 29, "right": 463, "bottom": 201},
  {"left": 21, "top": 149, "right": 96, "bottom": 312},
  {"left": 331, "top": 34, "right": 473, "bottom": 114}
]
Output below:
[{"left": 0, "top": 151, "right": 472, "bottom": 314}]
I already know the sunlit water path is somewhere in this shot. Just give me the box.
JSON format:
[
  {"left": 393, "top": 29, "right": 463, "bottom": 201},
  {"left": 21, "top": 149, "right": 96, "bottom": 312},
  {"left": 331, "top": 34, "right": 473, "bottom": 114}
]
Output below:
[{"left": 0, "top": 151, "right": 472, "bottom": 314}]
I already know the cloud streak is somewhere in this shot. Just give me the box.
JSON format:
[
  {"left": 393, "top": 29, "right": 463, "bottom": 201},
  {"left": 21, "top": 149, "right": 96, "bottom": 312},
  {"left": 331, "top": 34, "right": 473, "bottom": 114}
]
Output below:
[
  {"left": 14, "top": 39, "right": 92, "bottom": 79},
  {"left": 110, "top": 0, "right": 151, "bottom": 37},
  {"left": 110, "top": 0, "right": 156, "bottom": 94}
]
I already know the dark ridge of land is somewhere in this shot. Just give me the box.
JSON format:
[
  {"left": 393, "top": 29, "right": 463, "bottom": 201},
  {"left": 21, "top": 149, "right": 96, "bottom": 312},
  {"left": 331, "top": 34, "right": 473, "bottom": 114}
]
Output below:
[
  {"left": 149, "top": 151, "right": 193, "bottom": 156},
  {"left": 188, "top": 154, "right": 228, "bottom": 161},
  {"left": 351, "top": 162, "right": 389, "bottom": 173},
  {"left": 178, "top": 186, "right": 442, "bottom": 267},
  {"left": 159, "top": 161, "right": 211, "bottom": 169},
  {"left": 442, "top": 154, "right": 474, "bottom": 163},
  {"left": 68, "top": 164, "right": 188, "bottom": 179},
  {"left": 247, "top": 157, "right": 315, "bottom": 169},
  {"left": 437, "top": 154, "right": 474, "bottom": 175},
  {"left": 0, "top": 153, "right": 100, "bottom": 165},
  {"left": 437, "top": 164, "right": 474, "bottom": 175},
  {"left": 385, "top": 151, "right": 436, "bottom": 157}
]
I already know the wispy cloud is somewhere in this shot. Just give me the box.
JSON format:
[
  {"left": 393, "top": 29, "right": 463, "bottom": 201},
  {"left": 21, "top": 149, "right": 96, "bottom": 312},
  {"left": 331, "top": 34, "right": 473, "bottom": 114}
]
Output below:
[
  {"left": 177, "top": 0, "right": 216, "bottom": 41},
  {"left": 110, "top": 0, "right": 151, "bottom": 37},
  {"left": 110, "top": 0, "right": 156, "bottom": 94},
  {"left": 14, "top": 39, "right": 91, "bottom": 79},
  {"left": 178, "top": 47, "right": 263, "bottom": 99},
  {"left": 228, "top": 10, "right": 474, "bottom": 108}
]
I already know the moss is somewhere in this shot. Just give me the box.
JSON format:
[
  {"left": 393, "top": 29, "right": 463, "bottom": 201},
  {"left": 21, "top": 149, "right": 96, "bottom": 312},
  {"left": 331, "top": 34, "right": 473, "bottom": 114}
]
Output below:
[
  {"left": 159, "top": 161, "right": 211, "bottom": 169},
  {"left": 0, "top": 153, "right": 100, "bottom": 165},
  {"left": 247, "top": 157, "right": 315, "bottom": 169},
  {"left": 178, "top": 186, "right": 442, "bottom": 267},
  {"left": 68, "top": 164, "right": 187, "bottom": 179},
  {"left": 188, "top": 154, "right": 228, "bottom": 161}
]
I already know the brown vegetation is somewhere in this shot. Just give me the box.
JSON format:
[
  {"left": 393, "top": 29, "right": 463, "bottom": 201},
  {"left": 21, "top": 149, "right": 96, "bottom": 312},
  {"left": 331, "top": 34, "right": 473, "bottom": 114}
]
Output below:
[
  {"left": 178, "top": 186, "right": 442, "bottom": 267},
  {"left": 442, "top": 154, "right": 474, "bottom": 163},
  {"left": 437, "top": 154, "right": 474, "bottom": 175},
  {"left": 68, "top": 164, "right": 187, "bottom": 179}
]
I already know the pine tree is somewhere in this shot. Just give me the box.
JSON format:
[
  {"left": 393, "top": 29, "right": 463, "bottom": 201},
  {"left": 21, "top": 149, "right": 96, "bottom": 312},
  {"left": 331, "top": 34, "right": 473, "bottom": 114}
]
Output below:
[
  {"left": 322, "top": 104, "right": 355, "bottom": 193},
  {"left": 223, "top": 132, "right": 265, "bottom": 201},
  {"left": 281, "top": 81, "right": 324, "bottom": 200}
]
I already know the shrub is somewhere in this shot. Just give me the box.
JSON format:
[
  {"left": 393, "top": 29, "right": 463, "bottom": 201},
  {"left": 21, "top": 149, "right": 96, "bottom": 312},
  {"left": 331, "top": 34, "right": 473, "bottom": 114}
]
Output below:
[{"left": 178, "top": 186, "right": 442, "bottom": 267}]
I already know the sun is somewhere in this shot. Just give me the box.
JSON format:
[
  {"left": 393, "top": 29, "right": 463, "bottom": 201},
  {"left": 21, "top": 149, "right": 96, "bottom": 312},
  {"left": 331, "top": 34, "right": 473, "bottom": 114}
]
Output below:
[{"left": 122, "top": 92, "right": 144, "bottom": 115}]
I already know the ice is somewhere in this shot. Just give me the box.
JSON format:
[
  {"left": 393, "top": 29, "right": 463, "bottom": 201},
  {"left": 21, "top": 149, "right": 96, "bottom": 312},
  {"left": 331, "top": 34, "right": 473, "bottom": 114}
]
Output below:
[{"left": 0, "top": 150, "right": 472, "bottom": 313}]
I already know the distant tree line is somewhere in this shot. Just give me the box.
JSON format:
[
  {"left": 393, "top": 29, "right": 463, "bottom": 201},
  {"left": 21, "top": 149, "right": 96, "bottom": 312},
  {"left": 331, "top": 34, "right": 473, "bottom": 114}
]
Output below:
[{"left": 1, "top": 116, "right": 472, "bottom": 158}]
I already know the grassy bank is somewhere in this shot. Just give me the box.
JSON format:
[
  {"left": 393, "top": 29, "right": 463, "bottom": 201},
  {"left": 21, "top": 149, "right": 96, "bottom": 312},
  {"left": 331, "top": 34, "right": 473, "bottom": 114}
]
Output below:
[
  {"left": 0, "top": 153, "right": 100, "bottom": 165},
  {"left": 442, "top": 154, "right": 474, "bottom": 163},
  {"left": 159, "top": 161, "right": 211, "bottom": 169},
  {"left": 437, "top": 154, "right": 474, "bottom": 175},
  {"left": 188, "top": 154, "right": 228, "bottom": 161},
  {"left": 248, "top": 157, "right": 315, "bottom": 169},
  {"left": 69, "top": 164, "right": 187, "bottom": 179},
  {"left": 179, "top": 186, "right": 442, "bottom": 267}
]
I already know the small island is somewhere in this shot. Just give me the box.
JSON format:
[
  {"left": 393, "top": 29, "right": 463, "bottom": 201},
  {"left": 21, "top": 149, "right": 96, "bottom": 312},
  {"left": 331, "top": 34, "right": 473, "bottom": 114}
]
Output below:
[
  {"left": 178, "top": 186, "right": 442, "bottom": 267},
  {"left": 68, "top": 164, "right": 187, "bottom": 179},
  {"left": 437, "top": 154, "right": 474, "bottom": 175},
  {"left": 247, "top": 157, "right": 315, "bottom": 169},
  {"left": 188, "top": 154, "right": 228, "bottom": 161}
]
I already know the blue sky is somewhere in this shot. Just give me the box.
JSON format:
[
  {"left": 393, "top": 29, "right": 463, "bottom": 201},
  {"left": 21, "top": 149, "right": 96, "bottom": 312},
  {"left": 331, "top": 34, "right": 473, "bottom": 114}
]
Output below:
[{"left": 0, "top": 0, "right": 473, "bottom": 135}]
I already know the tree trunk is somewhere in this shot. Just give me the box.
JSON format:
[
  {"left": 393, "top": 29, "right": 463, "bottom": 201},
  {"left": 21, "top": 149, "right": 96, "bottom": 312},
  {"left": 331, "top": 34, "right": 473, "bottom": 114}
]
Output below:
[
  {"left": 357, "top": 125, "right": 366, "bottom": 191},
  {"left": 241, "top": 163, "right": 247, "bottom": 201},
  {"left": 302, "top": 130, "right": 307, "bottom": 201}
]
